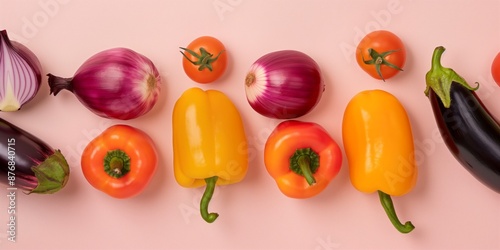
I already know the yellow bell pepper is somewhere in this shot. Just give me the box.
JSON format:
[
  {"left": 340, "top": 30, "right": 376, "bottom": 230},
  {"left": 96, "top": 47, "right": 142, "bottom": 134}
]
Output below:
[
  {"left": 172, "top": 87, "right": 248, "bottom": 223},
  {"left": 342, "top": 89, "right": 418, "bottom": 233}
]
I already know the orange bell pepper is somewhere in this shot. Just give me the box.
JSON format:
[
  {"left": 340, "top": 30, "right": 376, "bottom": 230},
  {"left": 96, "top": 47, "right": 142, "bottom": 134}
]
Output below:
[
  {"left": 342, "top": 89, "right": 417, "bottom": 233},
  {"left": 264, "top": 120, "right": 342, "bottom": 199},
  {"left": 81, "top": 125, "right": 158, "bottom": 199}
]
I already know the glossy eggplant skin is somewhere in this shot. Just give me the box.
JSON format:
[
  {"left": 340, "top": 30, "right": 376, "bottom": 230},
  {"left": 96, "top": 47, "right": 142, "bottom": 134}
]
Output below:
[
  {"left": 429, "top": 83, "right": 500, "bottom": 193},
  {"left": 0, "top": 117, "right": 69, "bottom": 193}
]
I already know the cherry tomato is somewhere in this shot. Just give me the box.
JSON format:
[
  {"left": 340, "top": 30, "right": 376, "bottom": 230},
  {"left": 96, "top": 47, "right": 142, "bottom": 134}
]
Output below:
[
  {"left": 180, "top": 36, "right": 227, "bottom": 84},
  {"left": 355, "top": 30, "right": 406, "bottom": 81},
  {"left": 81, "top": 125, "right": 158, "bottom": 199},
  {"left": 491, "top": 52, "right": 500, "bottom": 86}
]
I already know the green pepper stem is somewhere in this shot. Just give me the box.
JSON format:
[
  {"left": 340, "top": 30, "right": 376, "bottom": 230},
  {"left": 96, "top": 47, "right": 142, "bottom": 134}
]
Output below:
[
  {"left": 378, "top": 191, "right": 414, "bottom": 234},
  {"left": 201, "top": 176, "right": 219, "bottom": 223},
  {"left": 103, "top": 149, "right": 131, "bottom": 178},
  {"left": 298, "top": 156, "right": 316, "bottom": 185},
  {"left": 289, "top": 148, "right": 320, "bottom": 186}
]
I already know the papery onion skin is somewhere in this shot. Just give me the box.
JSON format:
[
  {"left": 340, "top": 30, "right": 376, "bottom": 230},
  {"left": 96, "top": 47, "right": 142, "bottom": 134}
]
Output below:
[
  {"left": 0, "top": 30, "right": 42, "bottom": 111},
  {"left": 48, "top": 48, "right": 161, "bottom": 120},
  {"left": 245, "top": 50, "right": 324, "bottom": 119}
]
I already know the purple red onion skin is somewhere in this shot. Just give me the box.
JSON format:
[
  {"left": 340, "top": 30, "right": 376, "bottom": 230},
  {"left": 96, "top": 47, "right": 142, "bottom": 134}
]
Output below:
[
  {"left": 0, "top": 30, "right": 42, "bottom": 111},
  {"left": 48, "top": 48, "right": 161, "bottom": 120},
  {"left": 245, "top": 50, "right": 324, "bottom": 119}
]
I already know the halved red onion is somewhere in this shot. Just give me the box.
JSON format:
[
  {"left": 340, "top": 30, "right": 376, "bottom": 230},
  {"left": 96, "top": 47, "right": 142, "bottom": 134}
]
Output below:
[
  {"left": 245, "top": 50, "right": 324, "bottom": 119},
  {"left": 0, "top": 30, "right": 42, "bottom": 111},
  {"left": 47, "top": 48, "right": 161, "bottom": 120}
]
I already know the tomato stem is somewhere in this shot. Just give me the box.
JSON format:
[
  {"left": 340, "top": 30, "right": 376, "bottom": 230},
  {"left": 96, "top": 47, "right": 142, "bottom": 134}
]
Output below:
[
  {"left": 200, "top": 176, "right": 219, "bottom": 223},
  {"left": 289, "top": 148, "right": 319, "bottom": 186},
  {"left": 378, "top": 190, "right": 414, "bottom": 234},
  {"left": 362, "top": 48, "right": 403, "bottom": 82},
  {"left": 103, "top": 149, "right": 131, "bottom": 178},
  {"left": 180, "top": 47, "right": 224, "bottom": 72}
]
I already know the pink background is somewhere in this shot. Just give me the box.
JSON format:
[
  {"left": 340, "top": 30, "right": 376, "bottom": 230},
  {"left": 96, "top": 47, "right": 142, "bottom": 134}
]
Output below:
[{"left": 1, "top": 0, "right": 500, "bottom": 249}]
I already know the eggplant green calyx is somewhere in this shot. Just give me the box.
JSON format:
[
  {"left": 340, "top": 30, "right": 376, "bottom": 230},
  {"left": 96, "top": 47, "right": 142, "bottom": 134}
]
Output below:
[
  {"left": 290, "top": 147, "right": 319, "bottom": 186},
  {"left": 30, "top": 150, "right": 70, "bottom": 194},
  {"left": 201, "top": 176, "right": 219, "bottom": 223},
  {"left": 424, "top": 46, "right": 479, "bottom": 108},
  {"left": 180, "top": 47, "right": 224, "bottom": 72},
  {"left": 362, "top": 48, "right": 403, "bottom": 82}
]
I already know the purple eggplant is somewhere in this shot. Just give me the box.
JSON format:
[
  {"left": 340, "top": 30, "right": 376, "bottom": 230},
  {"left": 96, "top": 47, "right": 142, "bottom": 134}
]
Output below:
[
  {"left": 0, "top": 117, "right": 70, "bottom": 194},
  {"left": 425, "top": 46, "right": 500, "bottom": 194}
]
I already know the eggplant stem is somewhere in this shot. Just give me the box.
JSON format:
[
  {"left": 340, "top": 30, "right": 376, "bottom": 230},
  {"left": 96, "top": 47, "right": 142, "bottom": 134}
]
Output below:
[
  {"left": 424, "top": 46, "right": 479, "bottom": 108},
  {"left": 29, "top": 150, "right": 70, "bottom": 194}
]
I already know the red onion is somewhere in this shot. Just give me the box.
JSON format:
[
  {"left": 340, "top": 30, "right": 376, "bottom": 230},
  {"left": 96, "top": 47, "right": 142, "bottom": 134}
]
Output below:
[
  {"left": 245, "top": 50, "right": 324, "bottom": 119},
  {"left": 0, "top": 30, "right": 42, "bottom": 111},
  {"left": 48, "top": 48, "right": 161, "bottom": 120}
]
